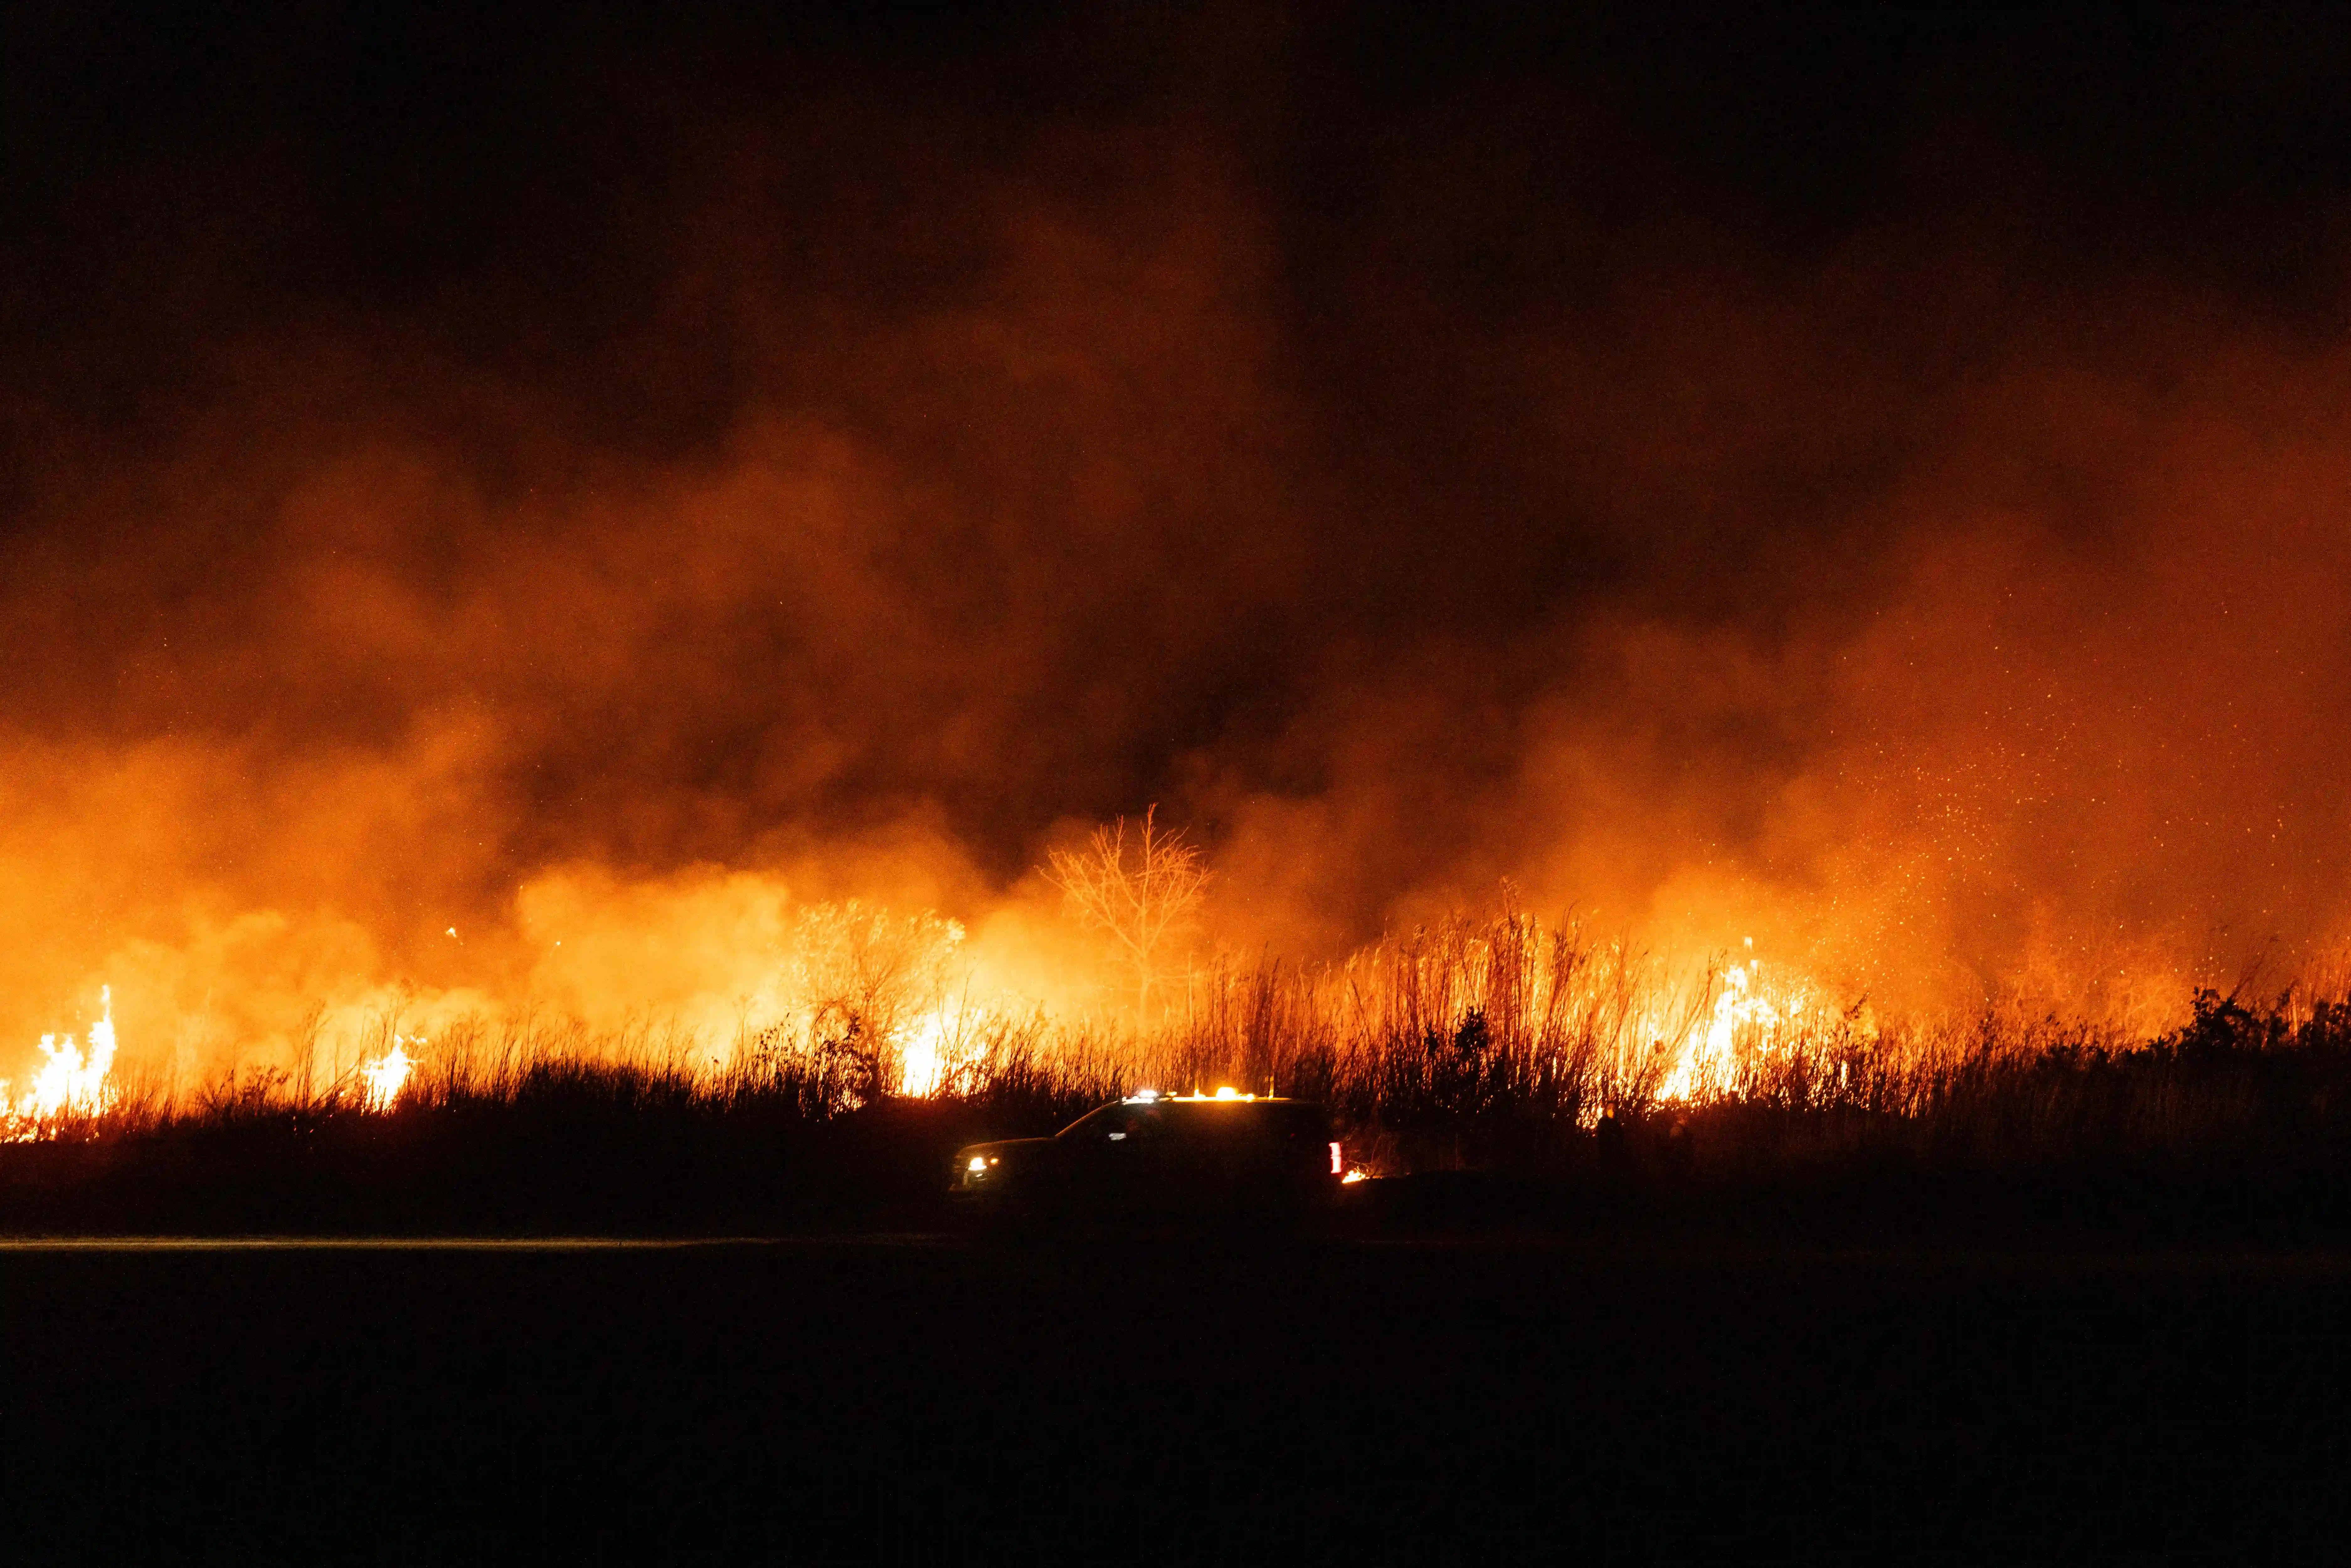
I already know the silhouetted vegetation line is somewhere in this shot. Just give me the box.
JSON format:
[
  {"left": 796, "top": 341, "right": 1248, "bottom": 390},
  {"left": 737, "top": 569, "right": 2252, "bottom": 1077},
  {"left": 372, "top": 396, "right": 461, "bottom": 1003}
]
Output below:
[{"left": 6, "top": 916, "right": 2351, "bottom": 1236}]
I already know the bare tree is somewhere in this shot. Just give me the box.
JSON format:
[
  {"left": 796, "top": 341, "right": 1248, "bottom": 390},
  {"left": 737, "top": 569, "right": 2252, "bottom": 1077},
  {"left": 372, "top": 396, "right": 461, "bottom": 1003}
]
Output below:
[{"left": 1046, "top": 806, "right": 1211, "bottom": 1018}]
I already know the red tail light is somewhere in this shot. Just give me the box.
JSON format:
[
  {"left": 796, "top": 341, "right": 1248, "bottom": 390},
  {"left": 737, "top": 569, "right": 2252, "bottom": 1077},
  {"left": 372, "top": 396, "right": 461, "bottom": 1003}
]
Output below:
[{"left": 1329, "top": 1141, "right": 1343, "bottom": 1175}]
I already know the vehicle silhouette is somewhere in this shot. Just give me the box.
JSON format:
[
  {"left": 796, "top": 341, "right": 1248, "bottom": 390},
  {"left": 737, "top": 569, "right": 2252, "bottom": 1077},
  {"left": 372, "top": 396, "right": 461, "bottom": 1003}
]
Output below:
[{"left": 951, "top": 1091, "right": 1342, "bottom": 1229}]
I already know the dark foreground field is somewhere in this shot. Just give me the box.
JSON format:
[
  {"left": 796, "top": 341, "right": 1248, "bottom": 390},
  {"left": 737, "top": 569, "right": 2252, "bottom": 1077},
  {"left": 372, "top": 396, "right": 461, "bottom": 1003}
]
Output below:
[{"left": 4, "top": 1237, "right": 2347, "bottom": 1561}]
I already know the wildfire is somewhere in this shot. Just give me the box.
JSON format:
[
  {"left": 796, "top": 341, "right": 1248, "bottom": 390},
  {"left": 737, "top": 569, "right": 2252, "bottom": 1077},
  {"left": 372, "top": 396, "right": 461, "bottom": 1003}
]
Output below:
[
  {"left": 899, "top": 1002, "right": 998, "bottom": 1097},
  {"left": 1659, "top": 945, "right": 1823, "bottom": 1101},
  {"left": 2, "top": 986, "right": 119, "bottom": 1138},
  {"left": 900, "top": 1013, "right": 949, "bottom": 1097},
  {"left": 358, "top": 1038, "right": 419, "bottom": 1111}
]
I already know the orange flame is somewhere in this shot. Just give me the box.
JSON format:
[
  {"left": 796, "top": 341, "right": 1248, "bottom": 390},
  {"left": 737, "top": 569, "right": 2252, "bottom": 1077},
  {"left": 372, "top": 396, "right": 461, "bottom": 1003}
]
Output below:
[
  {"left": 358, "top": 1037, "right": 418, "bottom": 1112},
  {"left": 3, "top": 986, "right": 118, "bottom": 1138},
  {"left": 1659, "top": 942, "right": 1829, "bottom": 1101}
]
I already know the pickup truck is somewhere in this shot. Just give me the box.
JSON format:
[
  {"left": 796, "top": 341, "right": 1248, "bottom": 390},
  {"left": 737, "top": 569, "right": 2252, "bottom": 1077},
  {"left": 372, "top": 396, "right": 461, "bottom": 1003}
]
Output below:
[{"left": 950, "top": 1090, "right": 1342, "bottom": 1226}]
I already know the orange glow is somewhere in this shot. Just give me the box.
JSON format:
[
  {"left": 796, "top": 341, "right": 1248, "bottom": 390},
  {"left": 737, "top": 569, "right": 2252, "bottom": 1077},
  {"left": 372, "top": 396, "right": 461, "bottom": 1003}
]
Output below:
[
  {"left": 2, "top": 986, "right": 117, "bottom": 1138},
  {"left": 358, "top": 1038, "right": 418, "bottom": 1112},
  {"left": 1658, "top": 944, "right": 1835, "bottom": 1102},
  {"left": 7, "top": 67, "right": 2351, "bottom": 1127},
  {"left": 900, "top": 1014, "right": 949, "bottom": 1098}
]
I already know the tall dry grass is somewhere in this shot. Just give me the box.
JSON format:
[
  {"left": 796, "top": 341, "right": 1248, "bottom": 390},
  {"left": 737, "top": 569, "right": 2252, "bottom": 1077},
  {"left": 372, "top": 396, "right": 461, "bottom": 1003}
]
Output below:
[{"left": 14, "top": 908, "right": 2351, "bottom": 1181}]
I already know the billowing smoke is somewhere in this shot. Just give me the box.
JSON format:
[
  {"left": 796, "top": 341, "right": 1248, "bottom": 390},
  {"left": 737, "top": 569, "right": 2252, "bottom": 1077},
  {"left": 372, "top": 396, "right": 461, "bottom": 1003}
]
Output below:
[{"left": 7, "top": 8, "right": 2350, "bottom": 1073}]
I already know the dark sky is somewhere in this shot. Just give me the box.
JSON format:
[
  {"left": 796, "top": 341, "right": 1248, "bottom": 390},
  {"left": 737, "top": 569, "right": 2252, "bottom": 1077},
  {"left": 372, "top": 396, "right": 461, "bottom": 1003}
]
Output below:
[{"left": 7, "top": 3, "right": 2351, "bottom": 1040}]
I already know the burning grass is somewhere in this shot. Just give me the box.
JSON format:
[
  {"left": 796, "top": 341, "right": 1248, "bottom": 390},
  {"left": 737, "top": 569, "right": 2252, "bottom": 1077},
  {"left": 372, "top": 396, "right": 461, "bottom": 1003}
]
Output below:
[{"left": 6, "top": 911, "right": 2351, "bottom": 1237}]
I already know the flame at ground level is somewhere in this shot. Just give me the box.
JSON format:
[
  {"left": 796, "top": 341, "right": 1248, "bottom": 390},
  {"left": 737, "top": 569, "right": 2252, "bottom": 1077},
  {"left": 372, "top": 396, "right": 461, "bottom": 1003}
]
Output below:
[
  {"left": 1656, "top": 947, "right": 1843, "bottom": 1103},
  {"left": 4, "top": 993, "right": 440, "bottom": 1135},
  {"left": 2, "top": 986, "right": 117, "bottom": 1138},
  {"left": 359, "top": 1040, "right": 418, "bottom": 1112},
  {"left": 0, "top": 893, "right": 2291, "bottom": 1135}
]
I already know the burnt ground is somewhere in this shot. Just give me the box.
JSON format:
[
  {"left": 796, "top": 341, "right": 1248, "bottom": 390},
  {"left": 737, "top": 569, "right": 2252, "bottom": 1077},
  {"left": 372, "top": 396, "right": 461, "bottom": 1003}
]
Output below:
[{"left": 3, "top": 1237, "right": 2347, "bottom": 1561}]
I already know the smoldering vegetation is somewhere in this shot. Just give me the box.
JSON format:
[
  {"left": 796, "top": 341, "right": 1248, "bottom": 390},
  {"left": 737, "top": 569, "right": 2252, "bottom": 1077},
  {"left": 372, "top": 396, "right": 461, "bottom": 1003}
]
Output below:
[{"left": 5, "top": 908, "right": 2349, "bottom": 1241}]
